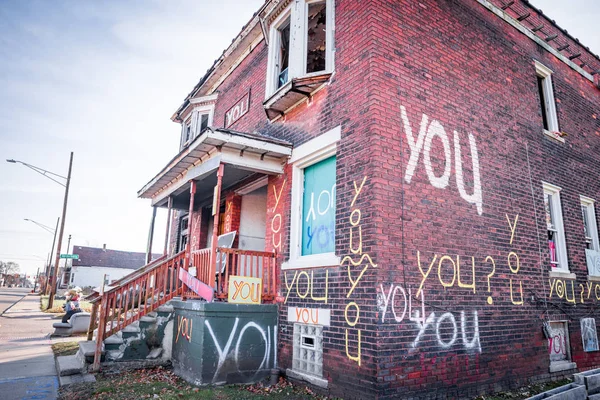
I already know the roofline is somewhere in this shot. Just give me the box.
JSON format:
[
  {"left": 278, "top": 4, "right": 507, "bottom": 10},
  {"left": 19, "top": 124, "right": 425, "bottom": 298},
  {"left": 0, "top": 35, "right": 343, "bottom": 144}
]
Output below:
[
  {"left": 523, "top": 0, "right": 600, "bottom": 62},
  {"left": 172, "top": 1, "right": 274, "bottom": 122}
]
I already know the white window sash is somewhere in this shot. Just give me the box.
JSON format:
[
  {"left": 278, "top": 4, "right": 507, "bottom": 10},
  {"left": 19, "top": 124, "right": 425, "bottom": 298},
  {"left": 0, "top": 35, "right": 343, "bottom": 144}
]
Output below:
[
  {"left": 543, "top": 182, "right": 568, "bottom": 272},
  {"left": 581, "top": 196, "right": 599, "bottom": 251}
]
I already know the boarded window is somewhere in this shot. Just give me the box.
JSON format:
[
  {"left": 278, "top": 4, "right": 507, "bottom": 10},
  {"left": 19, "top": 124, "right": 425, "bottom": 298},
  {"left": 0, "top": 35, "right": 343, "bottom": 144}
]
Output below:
[
  {"left": 301, "top": 156, "right": 336, "bottom": 256},
  {"left": 306, "top": 2, "right": 326, "bottom": 74}
]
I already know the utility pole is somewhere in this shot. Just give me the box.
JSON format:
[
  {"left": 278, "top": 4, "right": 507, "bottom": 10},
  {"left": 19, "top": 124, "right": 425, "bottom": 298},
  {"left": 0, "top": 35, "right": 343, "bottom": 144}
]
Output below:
[
  {"left": 43, "top": 217, "right": 59, "bottom": 295},
  {"left": 48, "top": 152, "right": 73, "bottom": 309}
]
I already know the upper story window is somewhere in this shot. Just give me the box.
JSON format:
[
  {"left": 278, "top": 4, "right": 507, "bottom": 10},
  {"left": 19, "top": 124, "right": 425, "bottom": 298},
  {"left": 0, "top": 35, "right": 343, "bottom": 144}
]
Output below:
[
  {"left": 180, "top": 106, "right": 213, "bottom": 150},
  {"left": 581, "top": 196, "right": 599, "bottom": 251},
  {"left": 543, "top": 182, "right": 569, "bottom": 272},
  {"left": 534, "top": 61, "right": 561, "bottom": 141},
  {"left": 276, "top": 16, "right": 291, "bottom": 89},
  {"left": 265, "top": 0, "right": 334, "bottom": 97}
]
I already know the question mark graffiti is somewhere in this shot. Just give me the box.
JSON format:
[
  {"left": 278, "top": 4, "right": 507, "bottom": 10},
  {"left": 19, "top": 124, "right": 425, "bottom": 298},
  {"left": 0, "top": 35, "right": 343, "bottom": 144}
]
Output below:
[{"left": 485, "top": 256, "right": 496, "bottom": 305}]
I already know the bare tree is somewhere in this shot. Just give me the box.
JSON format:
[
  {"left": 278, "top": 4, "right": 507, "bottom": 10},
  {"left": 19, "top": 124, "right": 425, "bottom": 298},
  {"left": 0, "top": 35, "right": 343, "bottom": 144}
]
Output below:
[{"left": 0, "top": 261, "right": 20, "bottom": 275}]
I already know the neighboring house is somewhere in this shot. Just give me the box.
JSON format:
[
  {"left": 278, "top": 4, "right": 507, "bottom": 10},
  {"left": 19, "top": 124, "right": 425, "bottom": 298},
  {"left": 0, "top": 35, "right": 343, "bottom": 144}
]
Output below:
[
  {"left": 65, "top": 245, "right": 159, "bottom": 289},
  {"left": 131, "top": 0, "right": 600, "bottom": 398}
]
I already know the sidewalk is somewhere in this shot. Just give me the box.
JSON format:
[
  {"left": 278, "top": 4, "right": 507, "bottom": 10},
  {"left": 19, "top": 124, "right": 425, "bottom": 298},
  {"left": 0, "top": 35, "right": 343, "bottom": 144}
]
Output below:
[{"left": 0, "top": 293, "right": 59, "bottom": 400}]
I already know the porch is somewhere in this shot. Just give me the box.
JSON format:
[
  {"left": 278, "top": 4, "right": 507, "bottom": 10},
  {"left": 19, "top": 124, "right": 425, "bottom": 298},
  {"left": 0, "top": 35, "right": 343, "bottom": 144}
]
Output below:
[{"left": 138, "top": 127, "right": 292, "bottom": 302}]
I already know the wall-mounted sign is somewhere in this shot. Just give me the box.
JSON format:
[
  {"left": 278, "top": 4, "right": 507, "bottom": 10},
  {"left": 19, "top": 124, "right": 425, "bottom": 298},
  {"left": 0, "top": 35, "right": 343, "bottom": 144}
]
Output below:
[
  {"left": 287, "top": 306, "right": 331, "bottom": 327},
  {"left": 224, "top": 91, "right": 250, "bottom": 128},
  {"left": 179, "top": 268, "right": 213, "bottom": 302},
  {"left": 228, "top": 275, "right": 261, "bottom": 304}
]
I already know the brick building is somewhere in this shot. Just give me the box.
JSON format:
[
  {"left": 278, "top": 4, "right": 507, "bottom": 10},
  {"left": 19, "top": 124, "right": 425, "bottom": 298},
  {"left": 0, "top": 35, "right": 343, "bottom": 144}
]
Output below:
[{"left": 136, "top": 0, "right": 600, "bottom": 398}]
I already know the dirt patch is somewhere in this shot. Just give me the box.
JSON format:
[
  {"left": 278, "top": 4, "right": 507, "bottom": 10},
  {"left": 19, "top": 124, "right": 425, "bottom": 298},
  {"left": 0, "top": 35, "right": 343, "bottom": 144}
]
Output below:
[
  {"left": 51, "top": 341, "right": 80, "bottom": 357},
  {"left": 58, "top": 366, "right": 326, "bottom": 400}
]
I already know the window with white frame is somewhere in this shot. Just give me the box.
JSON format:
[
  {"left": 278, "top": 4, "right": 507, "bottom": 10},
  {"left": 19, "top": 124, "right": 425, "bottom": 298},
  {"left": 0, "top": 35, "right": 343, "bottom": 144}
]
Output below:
[
  {"left": 266, "top": 0, "right": 334, "bottom": 97},
  {"left": 581, "top": 196, "right": 599, "bottom": 251},
  {"left": 535, "top": 61, "right": 560, "bottom": 135},
  {"left": 543, "top": 182, "right": 568, "bottom": 272},
  {"left": 284, "top": 126, "right": 340, "bottom": 269},
  {"left": 180, "top": 107, "right": 213, "bottom": 150},
  {"left": 178, "top": 214, "right": 189, "bottom": 253}
]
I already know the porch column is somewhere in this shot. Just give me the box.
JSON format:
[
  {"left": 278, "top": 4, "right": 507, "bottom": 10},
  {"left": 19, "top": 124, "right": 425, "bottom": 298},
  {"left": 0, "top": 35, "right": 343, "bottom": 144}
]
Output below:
[
  {"left": 224, "top": 193, "right": 242, "bottom": 248},
  {"left": 209, "top": 164, "right": 225, "bottom": 280},
  {"left": 145, "top": 206, "right": 157, "bottom": 264},
  {"left": 186, "top": 180, "right": 197, "bottom": 268},
  {"left": 163, "top": 196, "right": 173, "bottom": 256}
]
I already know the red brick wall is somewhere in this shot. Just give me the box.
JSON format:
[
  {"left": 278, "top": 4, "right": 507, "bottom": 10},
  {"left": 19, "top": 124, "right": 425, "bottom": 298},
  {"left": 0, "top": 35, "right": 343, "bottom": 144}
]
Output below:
[
  {"left": 169, "top": 0, "right": 600, "bottom": 397},
  {"left": 366, "top": 0, "right": 600, "bottom": 398},
  {"left": 201, "top": 1, "right": 382, "bottom": 398}
]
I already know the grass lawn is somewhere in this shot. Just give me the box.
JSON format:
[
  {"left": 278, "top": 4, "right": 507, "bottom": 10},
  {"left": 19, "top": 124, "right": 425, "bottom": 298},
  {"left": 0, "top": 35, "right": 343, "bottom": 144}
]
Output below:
[
  {"left": 51, "top": 341, "right": 81, "bottom": 358},
  {"left": 58, "top": 367, "right": 325, "bottom": 400},
  {"left": 40, "top": 295, "right": 92, "bottom": 313}
]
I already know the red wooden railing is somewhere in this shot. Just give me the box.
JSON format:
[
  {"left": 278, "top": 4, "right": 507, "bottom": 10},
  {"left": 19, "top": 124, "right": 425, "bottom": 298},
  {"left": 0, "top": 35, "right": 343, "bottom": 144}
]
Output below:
[
  {"left": 192, "top": 248, "right": 212, "bottom": 287},
  {"left": 90, "top": 251, "right": 186, "bottom": 371},
  {"left": 89, "top": 246, "right": 278, "bottom": 371},
  {"left": 212, "top": 247, "right": 277, "bottom": 302}
]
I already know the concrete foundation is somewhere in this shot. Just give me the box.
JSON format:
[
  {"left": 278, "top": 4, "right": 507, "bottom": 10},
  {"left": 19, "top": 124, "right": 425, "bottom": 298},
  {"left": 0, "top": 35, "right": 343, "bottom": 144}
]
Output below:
[{"left": 171, "top": 301, "right": 278, "bottom": 386}]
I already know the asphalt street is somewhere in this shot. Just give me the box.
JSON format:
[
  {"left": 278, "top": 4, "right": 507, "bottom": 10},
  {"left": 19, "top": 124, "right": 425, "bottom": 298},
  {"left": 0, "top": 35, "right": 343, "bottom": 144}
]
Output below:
[
  {"left": 0, "top": 288, "right": 59, "bottom": 400},
  {"left": 0, "top": 287, "right": 26, "bottom": 315}
]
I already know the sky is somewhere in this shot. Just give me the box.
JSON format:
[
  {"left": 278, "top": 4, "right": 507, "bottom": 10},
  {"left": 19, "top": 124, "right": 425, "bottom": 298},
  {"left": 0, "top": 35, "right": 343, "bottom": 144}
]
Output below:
[{"left": 0, "top": 0, "right": 599, "bottom": 278}]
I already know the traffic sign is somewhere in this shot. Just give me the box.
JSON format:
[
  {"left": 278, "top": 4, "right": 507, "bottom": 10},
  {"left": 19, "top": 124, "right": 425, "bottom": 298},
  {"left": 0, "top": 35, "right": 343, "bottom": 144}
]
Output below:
[{"left": 60, "top": 254, "right": 79, "bottom": 260}]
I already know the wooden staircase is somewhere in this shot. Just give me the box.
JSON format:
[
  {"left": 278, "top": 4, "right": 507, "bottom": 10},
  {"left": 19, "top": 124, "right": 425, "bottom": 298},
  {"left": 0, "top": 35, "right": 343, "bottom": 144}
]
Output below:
[
  {"left": 86, "top": 246, "right": 279, "bottom": 371},
  {"left": 87, "top": 250, "right": 187, "bottom": 371}
]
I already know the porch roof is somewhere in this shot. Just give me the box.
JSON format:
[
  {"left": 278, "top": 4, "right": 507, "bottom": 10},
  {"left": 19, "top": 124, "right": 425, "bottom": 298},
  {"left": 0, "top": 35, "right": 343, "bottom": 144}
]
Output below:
[{"left": 137, "top": 127, "right": 292, "bottom": 204}]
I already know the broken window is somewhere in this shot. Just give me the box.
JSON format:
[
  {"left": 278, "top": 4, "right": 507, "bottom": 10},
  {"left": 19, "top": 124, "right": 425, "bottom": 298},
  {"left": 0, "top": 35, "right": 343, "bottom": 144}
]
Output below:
[
  {"left": 278, "top": 19, "right": 291, "bottom": 88},
  {"left": 535, "top": 61, "right": 559, "bottom": 134},
  {"left": 306, "top": 2, "right": 326, "bottom": 74}
]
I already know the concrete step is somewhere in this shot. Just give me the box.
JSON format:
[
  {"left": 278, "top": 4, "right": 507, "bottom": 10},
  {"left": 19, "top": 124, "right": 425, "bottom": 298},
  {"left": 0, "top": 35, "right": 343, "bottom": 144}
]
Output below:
[
  {"left": 77, "top": 340, "right": 104, "bottom": 364},
  {"left": 59, "top": 373, "right": 96, "bottom": 387},
  {"left": 139, "top": 315, "right": 158, "bottom": 327},
  {"left": 122, "top": 324, "right": 141, "bottom": 339},
  {"left": 104, "top": 335, "right": 124, "bottom": 351},
  {"left": 156, "top": 304, "right": 174, "bottom": 313},
  {"left": 56, "top": 355, "right": 85, "bottom": 377},
  {"left": 147, "top": 347, "right": 163, "bottom": 360}
]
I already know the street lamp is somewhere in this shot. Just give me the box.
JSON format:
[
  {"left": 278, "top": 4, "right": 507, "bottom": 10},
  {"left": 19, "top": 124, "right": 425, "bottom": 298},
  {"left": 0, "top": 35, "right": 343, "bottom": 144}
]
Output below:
[
  {"left": 24, "top": 218, "right": 59, "bottom": 294},
  {"left": 7, "top": 153, "right": 74, "bottom": 308}
]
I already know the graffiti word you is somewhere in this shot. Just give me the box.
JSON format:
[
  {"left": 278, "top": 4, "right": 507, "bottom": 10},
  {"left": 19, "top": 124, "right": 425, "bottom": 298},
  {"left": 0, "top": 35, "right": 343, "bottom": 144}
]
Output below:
[
  {"left": 549, "top": 279, "right": 600, "bottom": 304},
  {"left": 340, "top": 176, "right": 375, "bottom": 367},
  {"left": 377, "top": 286, "right": 482, "bottom": 353},
  {"left": 205, "top": 318, "right": 277, "bottom": 384},
  {"left": 228, "top": 275, "right": 262, "bottom": 304},
  {"left": 287, "top": 306, "right": 331, "bottom": 327},
  {"left": 400, "top": 105, "right": 482, "bottom": 215},
  {"left": 176, "top": 315, "right": 193, "bottom": 344},
  {"left": 225, "top": 92, "right": 250, "bottom": 128},
  {"left": 415, "top": 249, "right": 523, "bottom": 306},
  {"left": 547, "top": 323, "right": 568, "bottom": 361},
  {"left": 284, "top": 269, "right": 328, "bottom": 304},
  {"left": 270, "top": 180, "right": 286, "bottom": 252}
]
